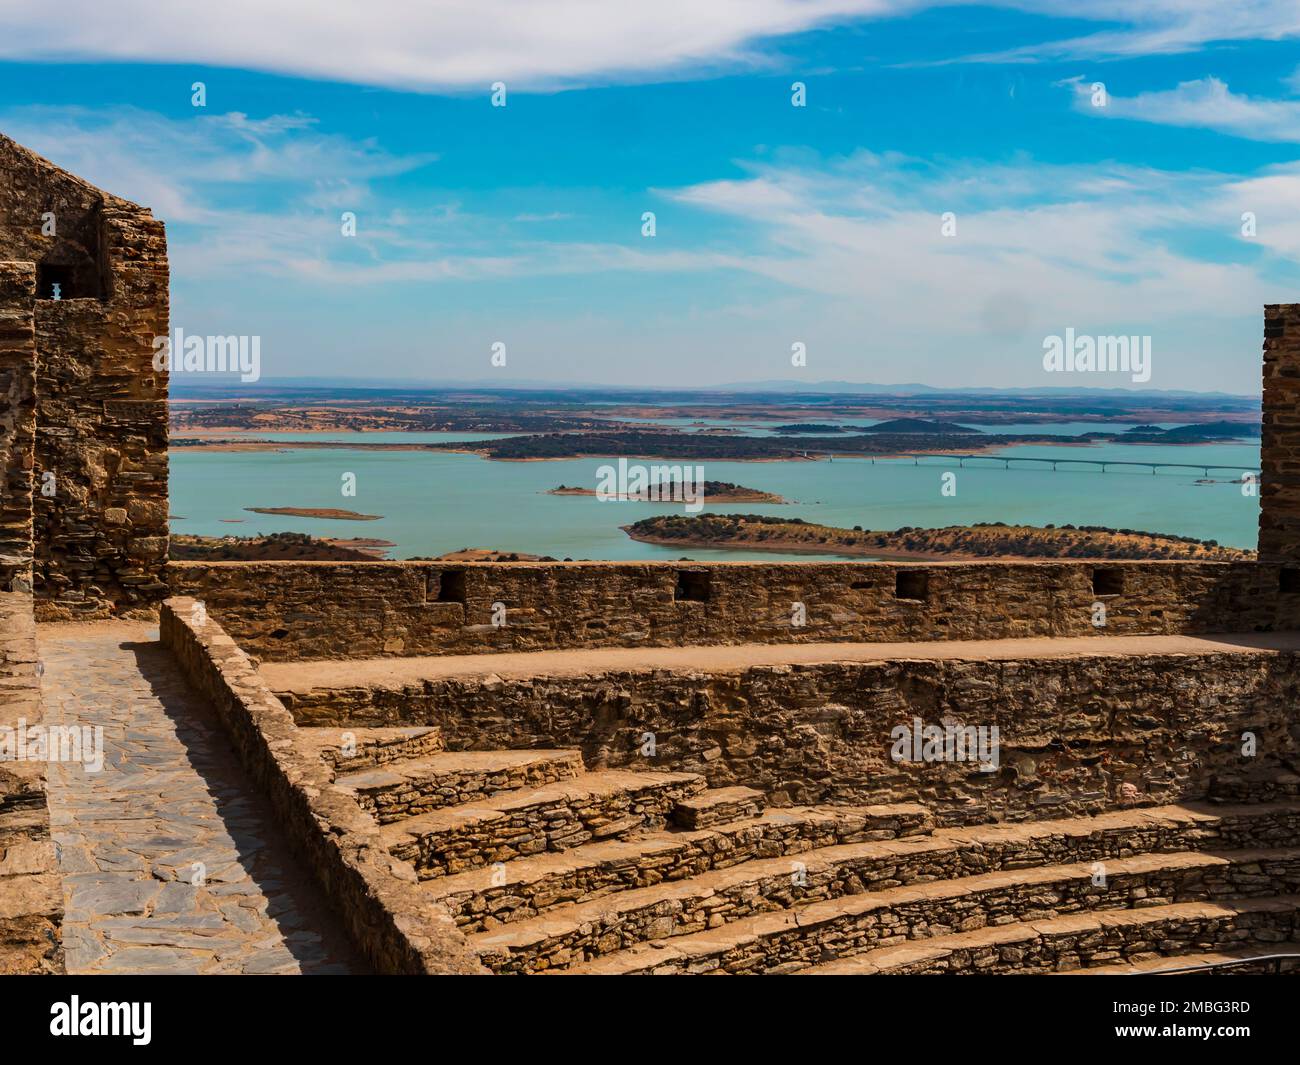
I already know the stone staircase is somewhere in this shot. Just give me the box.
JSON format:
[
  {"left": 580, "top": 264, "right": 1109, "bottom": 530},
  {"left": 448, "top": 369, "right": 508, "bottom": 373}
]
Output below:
[{"left": 303, "top": 727, "right": 1300, "bottom": 974}]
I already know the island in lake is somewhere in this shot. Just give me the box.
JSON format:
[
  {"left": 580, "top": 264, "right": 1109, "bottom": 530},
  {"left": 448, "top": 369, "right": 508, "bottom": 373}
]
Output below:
[
  {"left": 244, "top": 507, "right": 382, "bottom": 520},
  {"left": 624, "top": 515, "right": 1251, "bottom": 562},
  {"left": 548, "top": 480, "right": 786, "bottom": 503},
  {"left": 170, "top": 531, "right": 396, "bottom": 561}
]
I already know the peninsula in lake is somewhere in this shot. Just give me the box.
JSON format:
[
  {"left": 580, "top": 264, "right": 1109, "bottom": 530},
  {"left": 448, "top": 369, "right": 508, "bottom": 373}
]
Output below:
[{"left": 624, "top": 515, "right": 1251, "bottom": 562}]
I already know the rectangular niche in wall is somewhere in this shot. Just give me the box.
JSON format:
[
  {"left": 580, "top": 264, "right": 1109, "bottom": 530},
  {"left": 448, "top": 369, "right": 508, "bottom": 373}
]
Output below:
[
  {"left": 433, "top": 569, "right": 467, "bottom": 604},
  {"left": 1092, "top": 567, "right": 1125, "bottom": 597},
  {"left": 895, "top": 570, "right": 929, "bottom": 602},
  {"left": 675, "top": 570, "right": 710, "bottom": 602},
  {"left": 36, "top": 263, "right": 73, "bottom": 300}
]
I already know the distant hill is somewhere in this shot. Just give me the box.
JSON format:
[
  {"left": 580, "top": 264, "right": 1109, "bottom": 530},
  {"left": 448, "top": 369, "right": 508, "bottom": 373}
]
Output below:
[
  {"left": 861, "top": 418, "right": 980, "bottom": 435},
  {"left": 1121, "top": 421, "right": 1261, "bottom": 442}
]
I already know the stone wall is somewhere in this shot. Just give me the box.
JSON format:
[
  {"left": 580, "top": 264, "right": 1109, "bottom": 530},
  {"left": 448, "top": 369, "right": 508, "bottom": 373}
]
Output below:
[
  {"left": 274, "top": 645, "right": 1300, "bottom": 825},
  {"left": 0, "top": 134, "right": 169, "bottom": 619},
  {"left": 167, "top": 559, "right": 1300, "bottom": 661},
  {"left": 0, "top": 263, "right": 35, "bottom": 589},
  {"left": 0, "top": 590, "right": 63, "bottom": 974},
  {"left": 1262, "top": 304, "right": 1300, "bottom": 565},
  {"left": 158, "top": 597, "right": 484, "bottom": 975}
]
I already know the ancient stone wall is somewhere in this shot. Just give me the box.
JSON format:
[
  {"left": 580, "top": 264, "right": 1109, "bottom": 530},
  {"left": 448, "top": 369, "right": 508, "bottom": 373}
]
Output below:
[
  {"left": 0, "top": 263, "right": 35, "bottom": 589},
  {"left": 0, "top": 134, "right": 169, "bottom": 619},
  {"left": 1261, "top": 304, "right": 1300, "bottom": 566},
  {"left": 167, "top": 558, "right": 1300, "bottom": 661},
  {"left": 274, "top": 645, "right": 1300, "bottom": 824}
]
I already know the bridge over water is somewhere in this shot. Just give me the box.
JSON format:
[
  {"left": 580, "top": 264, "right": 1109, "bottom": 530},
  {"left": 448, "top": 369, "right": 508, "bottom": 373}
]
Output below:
[{"left": 879, "top": 454, "right": 1260, "bottom": 477}]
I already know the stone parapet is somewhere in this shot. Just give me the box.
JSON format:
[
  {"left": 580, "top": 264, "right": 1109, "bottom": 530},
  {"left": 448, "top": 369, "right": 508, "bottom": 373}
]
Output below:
[{"left": 167, "top": 558, "right": 1300, "bottom": 661}]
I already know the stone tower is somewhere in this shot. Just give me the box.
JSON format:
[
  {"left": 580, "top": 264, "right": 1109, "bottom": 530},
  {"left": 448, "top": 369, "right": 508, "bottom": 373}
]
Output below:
[
  {"left": 0, "top": 134, "right": 169, "bottom": 618},
  {"left": 1260, "top": 304, "right": 1300, "bottom": 566}
]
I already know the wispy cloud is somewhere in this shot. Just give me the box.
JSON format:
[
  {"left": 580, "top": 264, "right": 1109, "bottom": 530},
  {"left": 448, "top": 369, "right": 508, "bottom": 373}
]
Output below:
[
  {"left": 0, "top": 105, "right": 737, "bottom": 286},
  {"left": 957, "top": 1, "right": 1300, "bottom": 63},
  {"left": 1065, "top": 75, "right": 1300, "bottom": 142},
  {"left": 0, "top": 105, "right": 433, "bottom": 222},
  {"left": 663, "top": 150, "right": 1297, "bottom": 379}
]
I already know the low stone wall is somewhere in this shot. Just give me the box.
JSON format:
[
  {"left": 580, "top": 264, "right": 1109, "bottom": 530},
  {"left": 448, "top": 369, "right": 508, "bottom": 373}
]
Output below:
[
  {"left": 275, "top": 648, "right": 1300, "bottom": 825},
  {"left": 158, "top": 597, "right": 483, "bottom": 975},
  {"left": 0, "top": 590, "right": 62, "bottom": 974},
  {"left": 167, "top": 559, "right": 1300, "bottom": 662}
]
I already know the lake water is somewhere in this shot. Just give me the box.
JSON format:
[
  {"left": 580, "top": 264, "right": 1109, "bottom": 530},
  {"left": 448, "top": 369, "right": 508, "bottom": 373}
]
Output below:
[{"left": 169, "top": 426, "right": 1262, "bottom": 560}]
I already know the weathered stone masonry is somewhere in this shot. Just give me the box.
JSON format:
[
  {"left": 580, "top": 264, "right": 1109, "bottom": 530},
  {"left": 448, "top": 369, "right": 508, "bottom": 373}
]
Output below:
[
  {"left": 0, "top": 134, "right": 169, "bottom": 619},
  {"left": 168, "top": 558, "right": 1300, "bottom": 661},
  {"left": 273, "top": 645, "right": 1300, "bottom": 823},
  {"left": 1262, "top": 304, "right": 1300, "bottom": 567},
  {"left": 0, "top": 263, "right": 35, "bottom": 588}
]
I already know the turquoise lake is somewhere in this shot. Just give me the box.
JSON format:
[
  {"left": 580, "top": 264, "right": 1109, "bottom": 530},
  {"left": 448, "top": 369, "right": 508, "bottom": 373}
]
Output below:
[{"left": 169, "top": 426, "right": 1262, "bottom": 560}]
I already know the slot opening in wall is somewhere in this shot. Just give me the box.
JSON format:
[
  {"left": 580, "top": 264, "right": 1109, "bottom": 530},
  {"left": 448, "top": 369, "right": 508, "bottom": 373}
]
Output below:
[
  {"left": 1281, "top": 567, "right": 1300, "bottom": 595},
  {"left": 36, "top": 262, "right": 74, "bottom": 300},
  {"left": 1092, "top": 567, "right": 1124, "bottom": 597},
  {"left": 434, "top": 569, "right": 467, "bottom": 604},
  {"left": 675, "top": 570, "right": 710, "bottom": 602},
  {"left": 894, "top": 570, "right": 928, "bottom": 602}
]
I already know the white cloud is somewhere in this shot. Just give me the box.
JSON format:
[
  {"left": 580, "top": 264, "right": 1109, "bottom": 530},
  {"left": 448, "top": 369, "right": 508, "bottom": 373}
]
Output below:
[
  {"left": 1, "top": 1, "right": 1298, "bottom": 91},
  {"left": 1067, "top": 76, "right": 1300, "bottom": 142},
  {"left": 0, "top": 0, "right": 904, "bottom": 92}
]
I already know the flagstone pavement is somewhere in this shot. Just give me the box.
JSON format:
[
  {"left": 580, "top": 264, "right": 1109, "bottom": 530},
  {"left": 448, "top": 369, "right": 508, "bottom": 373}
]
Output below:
[{"left": 39, "top": 622, "right": 364, "bottom": 974}]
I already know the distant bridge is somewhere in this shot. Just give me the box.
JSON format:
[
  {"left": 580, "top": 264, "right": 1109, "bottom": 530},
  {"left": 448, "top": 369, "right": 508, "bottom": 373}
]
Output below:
[{"left": 875, "top": 454, "right": 1260, "bottom": 478}]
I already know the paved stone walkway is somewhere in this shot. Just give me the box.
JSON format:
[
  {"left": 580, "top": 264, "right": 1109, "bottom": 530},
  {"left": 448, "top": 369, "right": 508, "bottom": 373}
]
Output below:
[{"left": 39, "top": 622, "right": 364, "bottom": 974}]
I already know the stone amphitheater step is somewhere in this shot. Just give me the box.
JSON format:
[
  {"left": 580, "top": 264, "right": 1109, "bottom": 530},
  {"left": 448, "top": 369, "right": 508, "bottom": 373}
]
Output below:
[
  {"left": 262, "top": 632, "right": 1300, "bottom": 695},
  {"left": 336, "top": 749, "right": 585, "bottom": 824},
  {"left": 296, "top": 725, "right": 443, "bottom": 771},
  {"left": 378, "top": 770, "right": 708, "bottom": 877},
  {"left": 794, "top": 899, "right": 1300, "bottom": 975},
  {"left": 427, "top": 803, "right": 933, "bottom": 933},
  {"left": 672, "top": 787, "right": 766, "bottom": 830},
  {"left": 1051, "top": 940, "right": 1300, "bottom": 975},
  {"left": 549, "top": 851, "right": 1300, "bottom": 976},
  {"left": 459, "top": 802, "right": 1300, "bottom": 968}
]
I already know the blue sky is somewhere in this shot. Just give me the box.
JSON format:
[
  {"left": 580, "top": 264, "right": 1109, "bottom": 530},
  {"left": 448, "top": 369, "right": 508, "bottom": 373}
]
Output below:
[{"left": 2, "top": 1, "right": 1299, "bottom": 392}]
